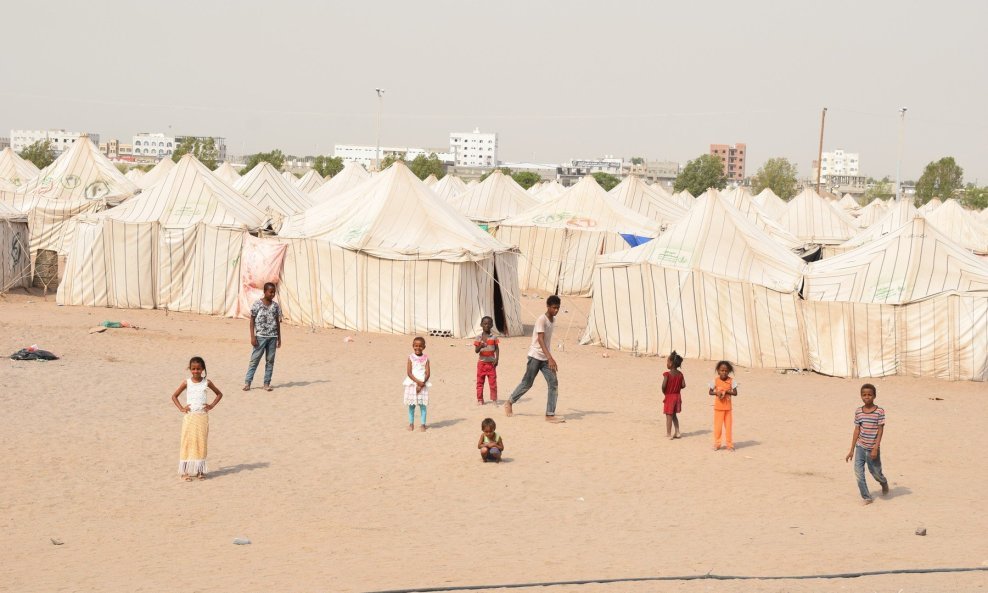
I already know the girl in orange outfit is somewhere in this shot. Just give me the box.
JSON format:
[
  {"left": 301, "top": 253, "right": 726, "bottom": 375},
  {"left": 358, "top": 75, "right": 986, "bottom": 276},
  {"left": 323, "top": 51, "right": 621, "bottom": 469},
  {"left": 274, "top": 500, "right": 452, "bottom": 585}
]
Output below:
[{"left": 708, "top": 361, "right": 738, "bottom": 451}]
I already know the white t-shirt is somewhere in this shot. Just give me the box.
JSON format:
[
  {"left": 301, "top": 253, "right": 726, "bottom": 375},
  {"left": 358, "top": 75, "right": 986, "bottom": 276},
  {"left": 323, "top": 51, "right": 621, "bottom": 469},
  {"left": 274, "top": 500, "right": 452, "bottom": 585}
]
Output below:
[{"left": 527, "top": 314, "right": 554, "bottom": 361}]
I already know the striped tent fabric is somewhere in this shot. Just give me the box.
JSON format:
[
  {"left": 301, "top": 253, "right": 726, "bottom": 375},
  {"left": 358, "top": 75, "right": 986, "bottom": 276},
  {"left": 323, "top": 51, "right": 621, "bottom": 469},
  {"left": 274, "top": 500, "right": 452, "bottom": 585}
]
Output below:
[
  {"left": 213, "top": 162, "right": 241, "bottom": 185},
  {"left": 838, "top": 194, "right": 861, "bottom": 212},
  {"left": 57, "top": 155, "right": 269, "bottom": 314},
  {"left": 124, "top": 169, "right": 145, "bottom": 182},
  {"left": 527, "top": 181, "right": 544, "bottom": 196},
  {"left": 752, "top": 188, "right": 788, "bottom": 219},
  {"left": 671, "top": 190, "right": 694, "bottom": 209},
  {"left": 422, "top": 173, "right": 438, "bottom": 187},
  {"left": 917, "top": 197, "right": 942, "bottom": 215},
  {"left": 294, "top": 169, "right": 325, "bottom": 194},
  {"left": 719, "top": 187, "right": 805, "bottom": 251},
  {"left": 0, "top": 203, "right": 31, "bottom": 291},
  {"left": 0, "top": 147, "right": 39, "bottom": 190},
  {"left": 921, "top": 199, "right": 988, "bottom": 254},
  {"left": 308, "top": 161, "right": 370, "bottom": 203},
  {"left": 135, "top": 157, "right": 175, "bottom": 190},
  {"left": 234, "top": 162, "right": 312, "bottom": 220},
  {"left": 444, "top": 170, "right": 538, "bottom": 225},
  {"left": 802, "top": 215, "right": 988, "bottom": 380},
  {"left": 775, "top": 187, "right": 859, "bottom": 245},
  {"left": 282, "top": 171, "right": 297, "bottom": 184},
  {"left": 276, "top": 161, "right": 522, "bottom": 338},
  {"left": 826, "top": 199, "right": 917, "bottom": 257},
  {"left": 495, "top": 175, "right": 661, "bottom": 297},
  {"left": 534, "top": 180, "right": 565, "bottom": 200},
  {"left": 607, "top": 175, "right": 687, "bottom": 228},
  {"left": 581, "top": 191, "right": 808, "bottom": 369},
  {"left": 854, "top": 198, "right": 890, "bottom": 229},
  {"left": 431, "top": 174, "right": 468, "bottom": 202}
]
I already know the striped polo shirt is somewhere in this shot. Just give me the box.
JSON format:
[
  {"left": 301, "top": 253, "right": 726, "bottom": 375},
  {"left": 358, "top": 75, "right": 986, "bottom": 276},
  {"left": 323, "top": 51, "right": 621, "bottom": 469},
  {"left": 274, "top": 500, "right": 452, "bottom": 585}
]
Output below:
[{"left": 854, "top": 406, "right": 885, "bottom": 450}]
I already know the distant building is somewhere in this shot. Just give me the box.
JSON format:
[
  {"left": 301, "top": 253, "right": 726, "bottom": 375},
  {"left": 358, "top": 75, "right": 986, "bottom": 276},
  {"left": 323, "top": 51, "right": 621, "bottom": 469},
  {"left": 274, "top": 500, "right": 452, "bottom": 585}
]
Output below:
[
  {"left": 99, "top": 139, "right": 121, "bottom": 159},
  {"left": 497, "top": 162, "right": 559, "bottom": 182},
  {"left": 118, "top": 143, "right": 134, "bottom": 159},
  {"left": 709, "top": 143, "right": 746, "bottom": 183},
  {"left": 557, "top": 157, "right": 623, "bottom": 186},
  {"left": 0, "top": 137, "right": 9, "bottom": 150},
  {"left": 812, "top": 149, "right": 860, "bottom": 182},
  {"left": 624, "top": 160, "right": 680, "bottom": 189},
  {"left": 132, "top": 132, "right": 175, "bottom": 159},
  {"left": 449, "top": 128, "right": 498, "bottom": 168},
  {"left": 334, "top": 144, "right": 454, "bottom": 169},
  {"left": 11, "top": 129, "right": 100, "bottom": 154}
]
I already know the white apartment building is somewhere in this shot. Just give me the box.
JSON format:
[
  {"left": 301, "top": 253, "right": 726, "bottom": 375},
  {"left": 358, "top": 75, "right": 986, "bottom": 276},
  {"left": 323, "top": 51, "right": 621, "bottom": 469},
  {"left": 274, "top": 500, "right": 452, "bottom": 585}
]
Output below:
[
  {"left": 449, "top": 128, "right": 498, "bottom": 167},
  {"left": 819, "top": 149, "right": 860, "bottom": 178},
  {"left": 132, "top": 132, "right": 176, "bottom": 158},
  {"left": 334, "top": 144, "right": 454, "bottom": 169},
  {"left": 11, "top": 129, "right": 100, "bottom": 154}
]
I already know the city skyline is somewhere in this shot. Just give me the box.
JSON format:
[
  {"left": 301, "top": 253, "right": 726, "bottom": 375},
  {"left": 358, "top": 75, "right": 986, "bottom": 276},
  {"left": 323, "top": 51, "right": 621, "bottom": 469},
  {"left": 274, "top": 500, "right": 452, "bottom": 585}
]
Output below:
[{"left": 2, "top": 0, "right": 986, "bottom": 182}]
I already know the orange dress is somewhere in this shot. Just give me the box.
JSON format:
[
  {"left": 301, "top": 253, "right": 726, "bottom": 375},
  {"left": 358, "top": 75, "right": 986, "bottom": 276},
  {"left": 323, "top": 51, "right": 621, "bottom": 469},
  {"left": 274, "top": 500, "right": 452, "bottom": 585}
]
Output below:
[{"left": 711, "top": 376, "right": 736, "bottom": 448}]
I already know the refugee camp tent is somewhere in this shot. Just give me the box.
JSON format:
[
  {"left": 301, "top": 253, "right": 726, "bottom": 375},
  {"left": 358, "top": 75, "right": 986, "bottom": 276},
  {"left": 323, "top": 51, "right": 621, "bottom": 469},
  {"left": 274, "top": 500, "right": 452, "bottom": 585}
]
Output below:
[
  {"left": 527, "top": 181, "right": 544, "bottom": 195},
  {"left": 308, "top": 161, "right": 370, "bottom": 202},
  {"left": 444, "top": 170, "right": 538, "bottom": 227},
  {"left": 0, "top": 147, "right": 39, "bottom": 190},
  {"left": 213, "top": 162, "right": 241, "bottom": 185},
  {"left": 855, "top": 198, "right": 889, "bottom": 228},
  {"left": 282, "top": 171, "right": 297, "bottom": 184},
  {"left": 125, "top": 169, "right": 145, "bottom": 183},
  {"left": 0, "top": 203, "right": 31, "bottom": 291},
  {"left": 495, "top": 175, "right": 661, "bottom": 296},
  {"left": 535, "top": 180, "right": 565, "bottom": 200},
  {"left": 607, "top": 175, "right": 688, "bottom": 228},
  {"left": 295, "top": 169, "right": 325, "bottom": 194},
  {"left": 234, "top": 162, "right": 312, "bottom": 221},
  {"left": 775, "top": 187, "right": 859, "bottom": 245},
  {"left": 135, "top": 157, "right": 175, "bottom": 190},
  {"left": 917, "top": 197, "right": 942, "bottom": 214},
  {"left": 671, "top": 190, "right": 695, "bottom": 209},
  {"left": 431, "top": 174, "right": 468, "bottom": 202},
  {"left": 276, "top": 161, "right": 522, "bottom": 338},
  {"left": 753, "top": 188, "right": 788, "bottom": 220},
  {"left": 57, "top": 155, "right": 270, "bottom": 315},
  {"left": 802, "top": 215, "right": 988, "bottom": 380},
  {"left": 422, "top": 174, "right": 438, "bottom": 187},
  {"left": 719, "top": 187, "right": 807, "bottom": 252},
  {"left": 581, "top": 191, "right": 807, "bottom": 369},
  {"left": 838, "top": 194, "right": 861, "bottom": 212},
  {"left": 921, "top": 199, "right": 988, "bottom": 254},
  {"left": 828, "top": 199, "right": 916, "bottom": 257}
]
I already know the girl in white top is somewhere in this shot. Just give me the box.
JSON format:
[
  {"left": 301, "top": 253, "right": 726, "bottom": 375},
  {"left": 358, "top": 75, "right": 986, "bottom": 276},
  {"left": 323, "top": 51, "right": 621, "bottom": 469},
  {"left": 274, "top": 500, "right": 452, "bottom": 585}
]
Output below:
[
  {"left": 171, "top": 356, "right": 223, "bottom": 481},
  {"left": 403, "top": 337, "right": 431, "bottom": 432}
]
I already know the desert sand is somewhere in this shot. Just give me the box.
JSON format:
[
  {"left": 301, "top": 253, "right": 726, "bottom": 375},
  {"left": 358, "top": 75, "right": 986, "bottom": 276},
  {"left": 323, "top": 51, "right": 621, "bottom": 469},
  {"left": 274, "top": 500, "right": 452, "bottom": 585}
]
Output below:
[{"left": 1, "top": 289, "right": 986, "bottom": 593}]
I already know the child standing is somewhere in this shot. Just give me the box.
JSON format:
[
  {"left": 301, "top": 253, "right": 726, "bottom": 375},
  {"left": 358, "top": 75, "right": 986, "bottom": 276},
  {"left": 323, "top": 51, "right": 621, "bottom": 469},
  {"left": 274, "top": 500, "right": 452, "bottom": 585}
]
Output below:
[
  {"left": 477, "top": 417, "right": 504, "bottom": 462},
  {"left": 171, "top": 356, "right": 223, "bottom": 481},
  {"left": 662, "top": 351, "right": 685, "bottom": 439},
  {"left": 708, "top": 361, "right": 738, "bottom": 451},
  {"left": 244, "top": 282, "right": 282, "bottom": 392},
  {"left": 474, "top": 316, "right": 499, "bottom": 405},
  {"left": 845, "top": 383, "right": 890, "bottom": 504},
  {"left": 403, "top": 336, "right": 431, "bottom": 432},
  {"left": 505, "top": 295, "right": 564, "bottom": 423}
]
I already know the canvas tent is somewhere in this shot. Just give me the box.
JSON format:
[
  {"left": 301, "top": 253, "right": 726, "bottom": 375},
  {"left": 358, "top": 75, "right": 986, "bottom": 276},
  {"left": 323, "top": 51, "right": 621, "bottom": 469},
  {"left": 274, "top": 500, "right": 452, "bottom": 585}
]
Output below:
[
  {"left": 671, "top": 190, "right": 694, "bottom": 209},
  {"left": 135, "top": 157, "right": 175, "bottom": 190},
  {"left": 495, "top": 175, "right": 661, "bottom": 296},
  {"left": 0, "top": 203, "right": 31, "bottom": 291},
  {"left": 921, "top": 199, "right": 988, "bottom": 254},
  {"left": 282, "top": 171, "right": 297, "bottom": 184},
  {"left": 234, "top": 162, "right": 312, "bottom": 221},
  {"left": 917, "top": 197, "right": 942, "bottom": 214},
  {"left": 57, "top": 155, "right": 270, "bottom": 315},
  {"left": 855, "top": 198, "right": 889, "bottom": 228},
  {"left": 444, "top": 170, "right": 538, "bottom": 227},
  {"left": 607, "top": 175, "right": 688, "bottom": 228},
  {"left": 775, "top": 188, "right": 859, "bottom": 245},
  {"left": 125, "top": 169, "right": 145, "bottom": 183},
  {"left": 838, "top": 194, "right": 861, "bottom": 211},
  {"left": 0, "top": 147, "right": 39, "bottom": 190},
  {"left": 295, "top": 169, "right": 325, "bottom": 194},
  {"left": 581, "top": 191, "right": 807, "bottom": 369},
  {"left": 802, "top": 215, "right": 988, "bottom": 380},
  {"left": 308, "top": 161, "right": 370, "bottom": 202},
  {"left": 719, "top": 187, "right": 806, "bottom": 251},
  {"left": 213, "top": 162, "right": 241, "bottom": 185},
  {"left": 276, "top": 161, "right": 522, "bottom": 338},
  {"left": 431, "top": 174, "right": 468, "bottom": 202},
  {"left": 422, "top": 174, "right": 438, "bottom": 187},
  {"left": 535, "top": 180, "right": 565, "bottom": 200},
  {"left": 828, "top": 199, "right": 916, "bottom": 257},
  {"left": 752, "top": 188, "right": 788, "bottom": 220}
]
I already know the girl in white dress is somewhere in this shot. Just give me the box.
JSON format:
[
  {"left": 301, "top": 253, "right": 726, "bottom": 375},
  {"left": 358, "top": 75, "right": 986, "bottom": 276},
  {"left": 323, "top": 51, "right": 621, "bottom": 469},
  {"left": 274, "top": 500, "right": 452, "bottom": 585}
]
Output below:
[
  {"left": 403, "top": 337, "right": 431, "bottom": 432},
  {"left": 171, "top": 356, "right": 223, "bottom": 481}
]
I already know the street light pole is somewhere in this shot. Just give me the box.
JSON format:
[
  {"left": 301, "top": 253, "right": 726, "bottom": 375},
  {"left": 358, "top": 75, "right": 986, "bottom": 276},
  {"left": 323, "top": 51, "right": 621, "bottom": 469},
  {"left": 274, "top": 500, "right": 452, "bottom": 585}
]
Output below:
[
  {"left": 815, "top": 107, "right": 827, "bottom": 194},
  {"left": 895, "top": 107, "right": 907, "bottom": 202},
  {"left": 374, "top": 88, "right": 385, "bottom": 171}
]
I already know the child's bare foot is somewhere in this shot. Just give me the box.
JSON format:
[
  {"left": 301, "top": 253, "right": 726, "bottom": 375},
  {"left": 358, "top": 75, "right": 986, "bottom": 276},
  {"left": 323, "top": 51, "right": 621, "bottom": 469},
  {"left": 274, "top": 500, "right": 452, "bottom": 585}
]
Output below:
[
  {"left": 727, "top": 446, "right": 735, "bottom": 452},
  {"left": 881, "top": 482, "right": 890, "bottom": 496},
  {"left": 504, "top": 402, "right": 513, "bottom": 416},
  {"left": 181, "top": 474, "right": 191, "bottom": 482},
  {"left": 263, "top": 384, "right": 273, "bottom": 392},
  {"left": 197, "top": 473, "right": 206, "bottom": 481},
  {"left": 242, "top": 385, "right": 250, "bottom": 391},
  {"left": 674, "top": 433, "right": 682, "bottom": 439},
  {"left": 545, "top": 415, "right": 565, "bottom": 423},
  {"left": 862, "top": 498, "right": 874, "bottom": 505},
  {"left": 713, "top": 445, "right": 721, "bottom": 451},
  {"left": 476, "top": 400, "right": 483, "bottom": 406},
  {"left": 407, "top": 424, "right": 414, "bottom": 431},
  {"left": 419, "top": 425, "right": 427, "bottom": 432}
]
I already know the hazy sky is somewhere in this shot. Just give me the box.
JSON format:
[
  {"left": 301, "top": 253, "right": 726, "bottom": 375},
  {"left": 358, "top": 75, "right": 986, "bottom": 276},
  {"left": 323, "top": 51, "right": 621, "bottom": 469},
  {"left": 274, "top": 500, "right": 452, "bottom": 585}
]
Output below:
[{"left": 3, "top": 0, "right": 986, "bottom": 181}]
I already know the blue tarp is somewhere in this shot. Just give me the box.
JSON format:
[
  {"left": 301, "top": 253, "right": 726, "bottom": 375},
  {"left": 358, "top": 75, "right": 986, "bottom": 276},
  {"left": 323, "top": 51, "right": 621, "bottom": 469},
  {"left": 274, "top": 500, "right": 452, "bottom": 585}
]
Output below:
[{"left": 620, "top": 234, "right": 654, "bottom": 248}]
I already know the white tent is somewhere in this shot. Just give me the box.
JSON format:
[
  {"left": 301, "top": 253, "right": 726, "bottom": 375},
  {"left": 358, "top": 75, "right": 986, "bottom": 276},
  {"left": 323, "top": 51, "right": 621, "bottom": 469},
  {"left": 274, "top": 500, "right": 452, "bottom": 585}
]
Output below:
[
  {"left": 855, "top": 198, "right": 889, "bottom": 228},
  {"left": 581, "top": 191, "right": 807, "bottom": 369},
  {"left": 671, "top": 190, "right": 695, "bottom": 209},
  {"left": 719, "top": 187, "right": 806, "bottom": 251},
  {"left": 917, "top": 197, "right": 942, "bottom": 214},
  {"left": 432, "top": 174, "right": 468, "bottom": 202},
  {"left": 775, "top": 187, "right": 859, "bottom": 245},
  {"left": 135, "top": 157, "right": 175, "bottom": 190},
  {"left": 802, "top": 215, "right": 988, "bottom": 380},
  {"left": 57, "top": 155, "right": 270, "bottom": 314},
  {"left": 607, "top": 175, "right": 688, "bottom": 229},
  {"left": 444, "top": 170, "right": 538, "bottom": 227},
  {"left": 535, "top": 180, "right": 565, "bottom": 200},
  {"left": 752, "top": 188, "right": 788, "bottom": 220},
  {"left": 527, "top": 181, "right": 544, "bottom": 195},
  {"left": 2, "top": 137, "right": 139, "bottom": 255},
  {"left": 308, "top": 161, "right": 370, "bottom": 203},
  {"left": 234, "top": 162, "right": 312, "bottom": 220},
  {"left": 213, "top": 162, "right": 241, "bottom": 185},
  {"left": 828, "top": 199, "right": 916, "bottom": 257},
  {"left": 422, "top": 173, "right": 438, "bottom": 187},
  {"left": 0, "top": 203, "right": 31, "bottom": 291},
  {"left": 0, "top": 147, "right": 39, "bottom": 190},
  {"left": 495, "top": 175, "right": 661, "bottom": 296},
  {"left": 838, "top": 194, "right": 861, "bottom": 211},
  {"left": 125, "top": 169, "right": 145, "bottom": 182},
  {"left": 921, "top": 199, "right": 988, "bottom": 254},
  {"left": 276, "top": 161, "right": 522, "bottom": 338},
  {"left": 295, "top": 169, "right": 325, "bottom": 194},
  {"left": 282, "top": 171, "right": 297, "bottom": 184}
]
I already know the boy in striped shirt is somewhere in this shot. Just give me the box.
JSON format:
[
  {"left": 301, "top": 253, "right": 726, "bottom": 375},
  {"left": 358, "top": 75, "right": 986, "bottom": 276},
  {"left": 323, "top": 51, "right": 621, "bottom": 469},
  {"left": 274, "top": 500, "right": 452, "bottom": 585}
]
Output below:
[{"left": 845, "top": 383, "right": 890, "bottom": 504}]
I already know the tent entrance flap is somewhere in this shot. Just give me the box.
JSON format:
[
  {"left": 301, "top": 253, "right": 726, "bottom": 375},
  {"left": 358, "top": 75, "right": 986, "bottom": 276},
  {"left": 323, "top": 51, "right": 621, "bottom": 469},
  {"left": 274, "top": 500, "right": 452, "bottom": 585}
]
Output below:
[{"left": 492, "top": 261, "right": 506, "bottom": 335}]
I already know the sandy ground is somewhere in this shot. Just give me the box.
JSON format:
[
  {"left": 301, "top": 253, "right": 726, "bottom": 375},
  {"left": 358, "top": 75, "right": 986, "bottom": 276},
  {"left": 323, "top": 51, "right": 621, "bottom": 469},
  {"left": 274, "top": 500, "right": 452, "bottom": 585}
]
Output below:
[{"left": 1, "top": 289, "right": 986, "bottom": 593}]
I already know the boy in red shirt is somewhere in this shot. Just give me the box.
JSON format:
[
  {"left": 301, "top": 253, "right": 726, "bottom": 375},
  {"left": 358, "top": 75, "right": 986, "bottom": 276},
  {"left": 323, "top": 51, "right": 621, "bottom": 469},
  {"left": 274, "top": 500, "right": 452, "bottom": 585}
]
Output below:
[{"left": 474, "top": 316, "right": 499, "bottom": 405}]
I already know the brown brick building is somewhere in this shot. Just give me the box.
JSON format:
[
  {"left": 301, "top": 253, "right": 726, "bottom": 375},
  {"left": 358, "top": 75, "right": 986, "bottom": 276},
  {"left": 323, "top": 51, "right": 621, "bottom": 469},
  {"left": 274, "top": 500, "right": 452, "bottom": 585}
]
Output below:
[{"left": 709, "top": 143, "right": 746, "bottom": 182}]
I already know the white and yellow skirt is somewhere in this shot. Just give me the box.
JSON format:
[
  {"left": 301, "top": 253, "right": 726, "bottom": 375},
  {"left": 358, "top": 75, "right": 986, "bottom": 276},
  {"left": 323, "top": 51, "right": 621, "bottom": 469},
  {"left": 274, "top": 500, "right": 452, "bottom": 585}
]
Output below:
[{"left": 178, "top": 412, "right": 209, "bottom": 475}]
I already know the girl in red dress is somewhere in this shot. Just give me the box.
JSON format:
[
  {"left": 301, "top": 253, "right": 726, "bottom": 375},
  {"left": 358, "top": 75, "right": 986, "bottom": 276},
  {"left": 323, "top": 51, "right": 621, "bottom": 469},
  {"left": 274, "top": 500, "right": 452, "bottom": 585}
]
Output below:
[{"left": 661, "top": 351, "right": 685, "bottom": 439}]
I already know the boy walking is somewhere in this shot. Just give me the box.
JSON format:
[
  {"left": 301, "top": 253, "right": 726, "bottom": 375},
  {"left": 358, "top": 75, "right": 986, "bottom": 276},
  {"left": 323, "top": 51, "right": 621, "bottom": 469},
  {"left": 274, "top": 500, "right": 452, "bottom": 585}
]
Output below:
[
  {"left": 474, "top": 316, "right": 499, "bottom": 405},
  {"left": 845, "top": 383, "right": 890, "bottom": 504},
  {"left": 505, "top": 295, "right": 564, "bottom": 423},
  {"left": 244, "top": 282, "right": 282, "bottom": 392}
]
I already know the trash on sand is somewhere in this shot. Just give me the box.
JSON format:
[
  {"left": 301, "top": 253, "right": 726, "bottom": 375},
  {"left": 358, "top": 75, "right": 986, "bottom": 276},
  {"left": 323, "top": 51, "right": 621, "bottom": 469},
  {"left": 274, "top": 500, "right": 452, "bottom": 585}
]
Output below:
[
  {"left": 915, "top": 527, "right": 927, "bottom": 536},
  {"left": 343, "top": 336, "right": 355, "bottom": 343},
  {"left": 50, "top": 538, "right": 64, "bottom": 546},
  {"left": 10, "top": 347, "right": 59, "bottom": 361},
  {"left": 233, "top": 537, "right": 251, "bottom": 545}
]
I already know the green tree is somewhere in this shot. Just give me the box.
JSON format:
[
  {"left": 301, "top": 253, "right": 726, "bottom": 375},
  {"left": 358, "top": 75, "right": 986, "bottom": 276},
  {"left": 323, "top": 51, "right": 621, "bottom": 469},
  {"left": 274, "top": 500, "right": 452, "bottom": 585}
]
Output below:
[
  {"left": 962, "top": 184, "right": 988, "bottom": 210},
  {"left": 592, "top": 172, "right": 621, "bottom": 191},
  {"left": 18, "top": 140, "right": 55, "bottom": 169},
  {"left": 240, "top": 149, "right": 285, "bottom": 174},
  {"left": 408, "top": 153, "right": 446, "bottom": 180},
  {"left": 312, "top": 155, "right": 344, "bottom": 178},
  {"left": 172, "top": 137, "right": 219, "bottom": 169},
  {"left": 379, "top": 153, "right": 404, "bottom": 170},
  {"left": 511, "top": 171, "right": 542, "bottom": 189},
  {"left": 673, "top": 154, "right": 727, "bottom": 195},
  {"left": 751, "top": 157, "right": 799, "bottom": 200},
  {"left": 631, "top": 157, "right": 644, "bottom": 165},
  {"left": 863, "top": 180, "right": 894, "bottom": 202},
  {"left": 915, "top": 157, "right": 963, "bottom": 204}
]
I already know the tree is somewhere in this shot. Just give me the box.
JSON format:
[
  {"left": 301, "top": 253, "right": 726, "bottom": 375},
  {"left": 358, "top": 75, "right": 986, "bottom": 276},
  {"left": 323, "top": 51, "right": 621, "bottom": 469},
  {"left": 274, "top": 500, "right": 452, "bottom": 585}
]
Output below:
[
  {"left": 863, "top": 180, "right": 894, "bottom": 202},
  {"left": 172, "top": 137, "right": 219, "bottom": 169},
  {"left": 511, "top": 171, "right": 542, "bottom": 189},
  {"left": 962, "top": 184, "right": 988, "bottom": 210},
  {"left": 592, "top": 172, "right": 620, "bottom": 191},
  {"left": 19, "top": 140, "right": 55, "bottom": 169},
  {"left": 240, "top": 149, "right": 285, "bottom": 174},
  {"left": 408, "top": 153, "right": 446, "bottom": 180},
  {"left": 631, "top": 157, "right": 644, "bottom": 165},
  {"left": 673, "top": 154, "right": 727, "bottom": 195},
  {"left": 312, "top": 155, "right": 344, "bottom": 178},
  {"left": 915, "top": 156, "right": 963, "bottom": 204},
  {"left": 379, "top": 153, "right": 404, "bottom": 170},
  {"left": 751, "top": 157, "right": 799, "bottom": 200}
]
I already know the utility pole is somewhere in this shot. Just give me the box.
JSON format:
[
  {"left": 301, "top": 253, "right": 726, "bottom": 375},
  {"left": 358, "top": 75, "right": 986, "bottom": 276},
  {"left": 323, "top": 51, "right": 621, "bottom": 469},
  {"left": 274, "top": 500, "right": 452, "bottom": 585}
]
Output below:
[
  {"left": 374, "top": 88, "right": 385, "bottom": 171},
  {"left": 815, "top": 107, "right": 827, "bottom": 194},
  {"left": 895, "top": 107, "right": 907, "bottom": 202}
]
